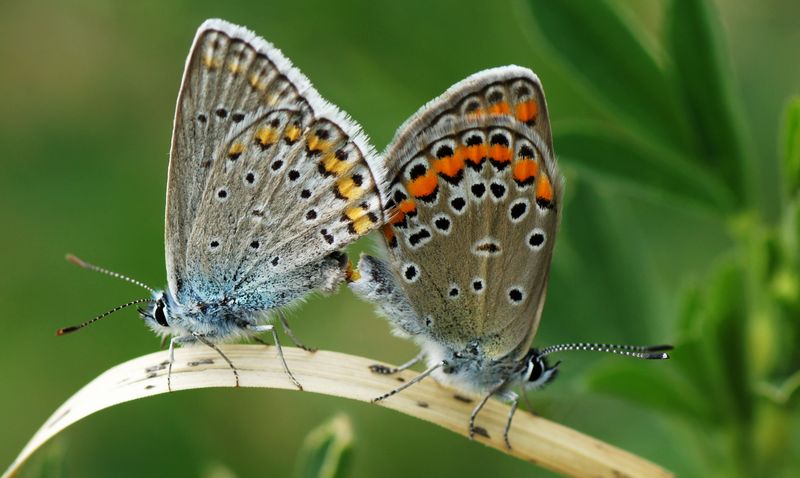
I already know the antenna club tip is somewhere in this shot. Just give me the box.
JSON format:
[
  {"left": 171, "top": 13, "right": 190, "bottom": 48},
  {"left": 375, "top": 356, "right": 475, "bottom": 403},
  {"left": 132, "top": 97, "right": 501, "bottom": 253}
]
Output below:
[
  {"left": 56, "top": 326, "right": 78, "bottom": 336},
  {"left": 65, "top": 254, "right": 87, "bottom": 268}
]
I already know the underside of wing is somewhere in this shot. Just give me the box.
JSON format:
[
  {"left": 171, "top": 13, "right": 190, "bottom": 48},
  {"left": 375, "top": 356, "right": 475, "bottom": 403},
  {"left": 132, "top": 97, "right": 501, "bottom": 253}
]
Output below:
[
  {"left": 380, "top": 67, "right": 562, "bottom": 360},
  {"left": 184, "top": 109, "right": 383, "bottom": 305},
  {"left": 166, "top": 19, "right": 386, "bottom": 304}
]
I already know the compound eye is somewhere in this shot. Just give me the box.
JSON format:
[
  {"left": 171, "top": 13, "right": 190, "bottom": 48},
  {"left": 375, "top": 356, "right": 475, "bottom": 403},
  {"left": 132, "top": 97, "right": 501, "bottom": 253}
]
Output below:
[
  {"left": 154, "top": 299, "right": 168, "bottom": 327},
  {"left": 528, "top": 359, "right": 544, "bottom": 382}
]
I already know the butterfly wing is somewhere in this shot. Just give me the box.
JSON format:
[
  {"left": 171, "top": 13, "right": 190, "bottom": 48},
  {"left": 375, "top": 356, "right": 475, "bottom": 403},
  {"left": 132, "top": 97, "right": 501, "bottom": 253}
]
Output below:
[
  {"left": 166, "top": 19, "right": 386, "bottom": 306},
  {"left": 379, "top": 66, "right": 561, "bottom": 360}
]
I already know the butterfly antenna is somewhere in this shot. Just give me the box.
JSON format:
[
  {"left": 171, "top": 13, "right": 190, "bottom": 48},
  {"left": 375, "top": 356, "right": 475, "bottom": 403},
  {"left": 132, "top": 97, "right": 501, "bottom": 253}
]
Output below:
[
  {"left": 57, "top": 298, "right": 152, "bottom": 336},
  {"left": 538, "top": 342, "right": 673, "bottom": 360},
  {"left": 66, "top": 254, "right": 156, "bottom": 294}
]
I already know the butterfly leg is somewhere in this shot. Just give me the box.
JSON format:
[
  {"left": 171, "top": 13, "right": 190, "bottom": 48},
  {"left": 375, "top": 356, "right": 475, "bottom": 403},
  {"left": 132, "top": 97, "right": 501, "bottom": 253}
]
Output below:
[
  {"left": 369, "top": 351, "right": 424, "bottom": 375},
  {"left": 468, "top": 393, "right": 492, "bottom": 441},
  {"left": 521, "top": 387, "right": 535, "bottom": 415},
  {"left": 468, "top": 382, "right": 508, "bottom": 442},
  {"left": 498, "top": 391, "right": 520, "bottom": 449},
  {"left": 372, "top": 361, "right": 445, "bottom": 402},
  {"left": 277, "top": 310, "right": 317, "bottom": 353},
  {"left": 192, "top": 333, "right": 240, "bottom": 387},
  {"left": 249, "top": 324, "right": 303, "bottom": 391},
  {"left": 166, "top": 335, "right": 193, "bottom": 392}
]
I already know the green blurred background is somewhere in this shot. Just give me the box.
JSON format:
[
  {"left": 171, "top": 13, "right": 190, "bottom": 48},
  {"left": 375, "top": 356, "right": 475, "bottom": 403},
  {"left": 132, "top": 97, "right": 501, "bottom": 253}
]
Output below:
[{"left": 1, "top": 0, "right": 799, "bottom": 476}]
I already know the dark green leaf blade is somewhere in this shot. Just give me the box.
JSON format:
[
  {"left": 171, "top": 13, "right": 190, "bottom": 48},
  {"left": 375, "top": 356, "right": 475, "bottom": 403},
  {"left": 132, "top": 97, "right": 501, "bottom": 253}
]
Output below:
[
  {"left": 666, "top": 0, "right": 755, "bottom": 204},
  {"left": 555, "top": 121, "right": 733, "bottom": 212},
  {"left": 781, "top": 97, "right": 800, "bottom": 197},
  {"left": 524, "top": 0, "right": 690, "bottom": 150}
]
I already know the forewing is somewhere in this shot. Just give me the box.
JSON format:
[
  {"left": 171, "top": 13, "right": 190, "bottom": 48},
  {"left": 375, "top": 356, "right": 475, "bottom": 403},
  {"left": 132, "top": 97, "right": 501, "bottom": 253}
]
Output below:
[
  {"left": 166, "top": 19, "right": 386, "bottom": 304},
  {"left": 380, "top": 67, "right": 561, "bottom": 360}
]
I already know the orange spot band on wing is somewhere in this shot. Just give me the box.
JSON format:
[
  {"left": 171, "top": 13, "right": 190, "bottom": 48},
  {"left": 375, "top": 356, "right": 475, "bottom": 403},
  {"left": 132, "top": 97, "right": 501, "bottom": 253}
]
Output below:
[
  {"left": 515, "top": 100, "right": 539, "bottom": 123},
  {"left": 352, "top": 216, "right": 374, "bottom": 234},
  {"left": 345, "top": 206, "right": 376, "bottom": 235},
  {"left": 307, "top": 134, "right": 329, "bottom": 152},
  {"left": 345, "top": 206, "right": 365, "bottom": 222},
  {"left": 536, "top": 173, "right": 554, "bottom": 204},
  {"left": 228, "top": 142, "right": 245, "bottom": 159},
  {"left": 407, "top": 170, "right": 438, "bottom": 198},
  {"left": 513, "top": 158, "right": 538, "bottom": 184},
  {"left": 399, "top": 199, "right": 416, "bottom": 214},
  {"left": 489, "top": 101, "right": 511, "bottom": 115},
  {"left": 489, "top": 145, "right": 512, "bottom": 164},
  {"left": 284, "top": 125, "right": 302, "bottom": 143},
  {"left": 390, "top": 199, "right": 416, "bottom": 225},
  {"left": 432, "top": 151, "right": 465, "bottom": 179},
  {"left": 335, "top": 176, "right": 364, "bottom": 201},
  {"left": 382, "top": 225, "right": 395, "bottom": 242},
  {"left": 464, "top": 144, "right": 487, "bottom": 165},
  {"left": 255, "top": 127, "right": 278, "bottom": 147},
  {"left": 389, "top": 211, "right": 405, "bottom": 225},
  {"left": 321, "top": 153, "right": 351, "bottom": 176}
]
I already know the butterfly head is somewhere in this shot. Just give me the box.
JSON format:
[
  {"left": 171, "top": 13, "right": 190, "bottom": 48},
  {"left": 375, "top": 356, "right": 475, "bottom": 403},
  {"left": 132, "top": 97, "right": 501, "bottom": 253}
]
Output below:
[
  {"left": 138, "top": 290, "right": 180, "bottom": 336},
  {"left": 520, "top": 349, "right": 560, "bottom": 390}
]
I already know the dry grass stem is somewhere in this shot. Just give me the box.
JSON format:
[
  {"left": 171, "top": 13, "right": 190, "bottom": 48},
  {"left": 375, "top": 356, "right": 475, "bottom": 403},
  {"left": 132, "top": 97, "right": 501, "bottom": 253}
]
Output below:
[{"left": 3, "top": 345, "right": 672, "bottom": 478}]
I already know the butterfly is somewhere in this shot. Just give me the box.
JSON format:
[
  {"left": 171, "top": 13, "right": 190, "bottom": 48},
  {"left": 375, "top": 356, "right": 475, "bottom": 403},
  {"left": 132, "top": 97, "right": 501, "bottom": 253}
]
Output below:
[
  {"left": 59, "top": 19, "right": 387, "bottom": 390},
  {"left": 349, "top": 66, "right": 671, "bottom": 448}
]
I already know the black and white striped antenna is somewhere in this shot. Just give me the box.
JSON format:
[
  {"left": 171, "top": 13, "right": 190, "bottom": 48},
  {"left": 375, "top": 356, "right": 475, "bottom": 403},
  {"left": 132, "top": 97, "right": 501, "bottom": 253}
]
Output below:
[
  {"left": 537, "top": 342, "right": 672, "bottom": 360},
  {"left": 57, "top": 254, "right": 156, "bottom": 335}
]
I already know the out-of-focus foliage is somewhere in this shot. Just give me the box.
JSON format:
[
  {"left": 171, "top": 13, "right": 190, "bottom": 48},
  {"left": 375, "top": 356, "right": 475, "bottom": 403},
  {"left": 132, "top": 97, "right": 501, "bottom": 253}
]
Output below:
[
  {"left": 293, "top": 415, "right": 353, "bottom": 478},
  {"left": 526, "top": 0, "right": 800, "bottom": 476},
  {"left": 783, "top": 98, "right": 800, "bottom": 197},
  {"left": 0, "top": 0, "right": 797, "bottom": 477}
]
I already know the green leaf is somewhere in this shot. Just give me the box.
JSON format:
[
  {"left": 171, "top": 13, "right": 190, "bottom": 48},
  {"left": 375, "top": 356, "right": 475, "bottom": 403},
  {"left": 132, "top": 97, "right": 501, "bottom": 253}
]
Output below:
[
  {"left": 523, "top": 0, "right": 689, "bottom": 150},
  {"left": 294, "top": 415, "right": 354, "bottom": 478},
  {"left": 781, "top": 97, "right": 800, "bottom": 197},
  {"left": 555, "top": 121, "right": 733, "bottom": 212},
  {"left": 678, "top": 261, "right": 752, "bottom": 424},
  {"left": 756, "top": 369, "right": 800, "bottom": 406},
  {"left": 673, "top": 284, "right": 715, "bottom": 395},
  {"left": 666, "top": 0, "right": 755, "bottom": 204}
]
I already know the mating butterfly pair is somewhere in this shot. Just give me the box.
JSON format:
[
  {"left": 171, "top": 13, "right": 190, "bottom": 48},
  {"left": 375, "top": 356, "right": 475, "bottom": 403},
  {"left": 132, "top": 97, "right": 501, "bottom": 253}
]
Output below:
[{"left": 62, "top": 19, "right": 670, "bottom": 448}]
